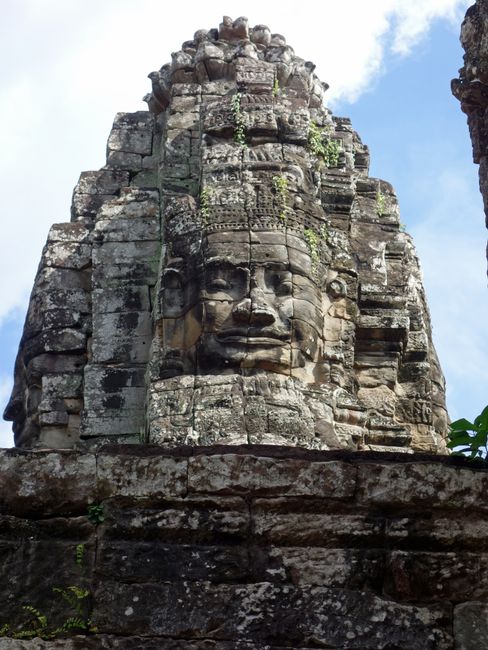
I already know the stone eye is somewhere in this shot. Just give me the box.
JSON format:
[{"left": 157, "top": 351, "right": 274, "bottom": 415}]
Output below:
[{"left": 275, "top": 278, "right": 293, "bottom": 296}]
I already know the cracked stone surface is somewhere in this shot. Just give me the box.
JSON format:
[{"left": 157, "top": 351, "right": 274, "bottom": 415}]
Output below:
[{"left": 4, "top": 16, "right": 447, "bottom": 452}]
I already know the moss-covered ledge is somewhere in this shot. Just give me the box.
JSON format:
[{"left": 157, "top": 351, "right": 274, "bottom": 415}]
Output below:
[{"left": 1, "top": 445, "right": 487, "bottom": 649}]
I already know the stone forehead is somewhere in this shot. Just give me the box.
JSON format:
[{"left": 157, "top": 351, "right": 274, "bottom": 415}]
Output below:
[
  {"left": 203, "top": 231, "right": 312, "bottom": 258},
  {"left": 202, "top": 233, "right": 313, "bottom": 274}
]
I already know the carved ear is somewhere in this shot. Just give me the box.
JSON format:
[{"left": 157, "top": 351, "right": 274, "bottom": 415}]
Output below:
[{"left": 161, "top": 268, "right": 185, "bottom": 317}]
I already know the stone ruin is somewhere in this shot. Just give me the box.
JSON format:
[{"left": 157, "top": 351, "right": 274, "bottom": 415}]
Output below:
[
  {"left": 4, "top": 16, "right": 448, "bottom": 454},
  {"left": 452, "top": 0, "right": 488, "bottom": 267},
  {"left": 4, "top": 10, "right": 488, "bottom": 650}
]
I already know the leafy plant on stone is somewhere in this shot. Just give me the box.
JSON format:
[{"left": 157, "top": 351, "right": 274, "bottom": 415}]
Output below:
[
  {"left": 272, "top": 77, "right": 280, "bottom": 97},
  {"left": 376, "top": 190, "right": 387, "bottom": 216},
  {"left": 307, "top": 121, "right": 341, "bottom": 167},
  {"left": 447, "top": 406, "right": 488, "bottom": 459},
  {"left": 0, "top": 576, "right": 96, "bottom": 639},
  {"left": 272, "top": 175, "right": 289, "bottom": 220},
  {"left": 87, "top": 503, "right": 105, "bottom": 525},
  {"left": 52, "top": 586, "right": 96, "bottom": 634},
  {"left": 230, "top": 92, "right": 247, "bottom": 146},
  {"left": 0, "top": 544, "right": 97, "bottom": 639},
  {"left": 320, "top": 223, "right": 329, "bottom": 242},
  {"left": 200, "top": 187, "right": 211, "bottom": 222},
  {"left": 303, "top": 228, "right": 320, "bottom": 267},
  {"left": 75, "top": 543, "right": 85, "bottom": 568}
]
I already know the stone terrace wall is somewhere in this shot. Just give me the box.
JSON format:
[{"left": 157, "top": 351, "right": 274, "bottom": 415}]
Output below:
[{"left": 1, "top": 446, "right": 488, "bottom": 649}]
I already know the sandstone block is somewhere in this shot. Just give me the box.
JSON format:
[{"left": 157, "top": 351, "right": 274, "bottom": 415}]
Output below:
[
  {"left": 97, "top": 451, "right": 187, "bottom": 499},
  {"left": 0, "top": 450, "right": 96, "bottom": 515},
  {"left": 454, "top": 601, "right": 488, "bottom": 650},
  {"left": 107, "top": 127, "right": 153, "bottom": 156},
  {"left": 252, "top": 497, "right": 384, "bottom": 546},
  {"left": 385, "top": 550, "right": 488, "bottom": 602},
  {"left": 92, "top": 581, "right": 451, "bottom": 647},
  {"left": 101, "top": 495, "right": 249, "bottom": 543},
  {"left": 188, "top": 454, "right": 356, "bottom": 497},
  {"left": 97, "top": 540, "right": 250, "bottom": 583},
  {"left": 75, "top": 170, "right": 130, "bottom": 195},
  {"left": 357, "top": 462, "right": 488, "bottom": 509}
]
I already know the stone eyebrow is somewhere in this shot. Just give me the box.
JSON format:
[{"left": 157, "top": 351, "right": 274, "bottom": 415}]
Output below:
[{"left": 204, "top": 258, "right": 250, "bottom": 270}]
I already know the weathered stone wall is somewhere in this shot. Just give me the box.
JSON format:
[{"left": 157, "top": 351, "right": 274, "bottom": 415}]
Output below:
[
  {"left": 452, "top": 0, "right": 488, "bottom": 265},
  {"left": 1, "top": 446, "right": 487, "bottom": 649}
]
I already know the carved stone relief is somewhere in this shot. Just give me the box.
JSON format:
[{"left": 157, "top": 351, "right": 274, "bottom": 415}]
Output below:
[{"left": 4, "top": 16, "right": 448, "bottom": 453}]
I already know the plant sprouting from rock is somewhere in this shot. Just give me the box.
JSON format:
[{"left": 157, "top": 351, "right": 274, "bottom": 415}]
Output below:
[
  {"left": 87, "top": 504, "right": 104, "bottom": 525},
  {"left": 0, "top": 588, "right": 97, "bottom": 639},
  {"left": 200, "top": 187, "right": 211, "bottom": 222},
  {"left": 447, "top": 406, "right": 488, "bottom": 460},
  {"left": 320, "top": 223, "right": 328, "bottom": 242},
  {"left": 230, "top": 92, "right": 247, "bottom": 146},
  {"left": 272, "top": 175, "right": 289, "bottom": 221},
  {"left": 303, "top": 228, "right": 320, "bottom": 267},
  {"left": 75, "top": 544, "right": 85, "bottom": 568},
  {"left": 272, "top": 78, "right": 280, "bottom": 97},
  {"left": 376, "top": 190, "right": 387, "bottom": 216},
  {"left": 307, "top": 121, "right": 341, "bottom": 168}
]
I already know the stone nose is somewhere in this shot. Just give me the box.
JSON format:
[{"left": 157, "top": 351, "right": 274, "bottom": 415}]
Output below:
[
  {"left": 232, "top": 291, "right": 276, "bottom": 326},
  {"left": 249, "top": 287, "right": 276, "bottom": 326},
  {"left": 249, "top": 305, "right": 275, "bottom": 326}
]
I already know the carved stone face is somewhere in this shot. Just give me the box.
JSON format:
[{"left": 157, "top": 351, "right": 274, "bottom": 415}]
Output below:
[{"left": 195, "top": 229, "right": 324, "bottom": 376}]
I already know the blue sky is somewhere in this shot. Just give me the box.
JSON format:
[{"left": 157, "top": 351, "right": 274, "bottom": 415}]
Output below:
[{"left": 0, "top": 0, "right": 483, "bottom": 447}]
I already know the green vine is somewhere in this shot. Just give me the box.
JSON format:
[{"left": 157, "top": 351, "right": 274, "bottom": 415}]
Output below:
[
  {"left": 272, "top": 175, "right": 289, "bottom": 221},
  {"left": 272, "top": 78, "right": 280, "bottom": 97},
  {"left": 307, "top": 121, "right": 341, "bottom": 167},
  {"left": 376, "top": 190, "right": 387, "bottom": 216},
  {"left": 230, "top": 92, "right": 247, "bottom": 146},
  {"left": 304, "top": 228, "right": 320, "bottom": 267},
  {"left": 75, "top": 544, "right": 85, "bottom": 568},
  {"left": 200, "top": 187, "right": 211, "bottom": 222},
  {"left": 87, "top": 504, "right": 104, "bottom": 525}
]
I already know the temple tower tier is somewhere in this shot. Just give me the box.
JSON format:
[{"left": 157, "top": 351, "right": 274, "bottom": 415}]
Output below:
[{"left": 4, "top": 16, "right": 448, "bottom": 453}]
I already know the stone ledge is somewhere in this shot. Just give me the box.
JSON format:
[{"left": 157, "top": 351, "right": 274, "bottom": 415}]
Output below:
[{"left": 0, "top": 445, "right": 486, "bottom": 515}]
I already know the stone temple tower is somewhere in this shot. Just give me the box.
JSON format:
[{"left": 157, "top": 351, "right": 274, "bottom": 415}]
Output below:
[{"left": 4, "top": 16, "right": 448, "bottom": 453}]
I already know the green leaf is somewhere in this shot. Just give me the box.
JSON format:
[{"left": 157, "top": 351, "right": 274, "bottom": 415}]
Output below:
[
  {"left": 475, "top": 405, "right": 488, "bottom": 430},
  {"left": 448, "top": 429, "right": 473, "bottom": 440},
  {"left": 472, "top": 430, "right": 488, "bottom": 448},
  {"left": 450, "top": 418, "right": 475, "bottom": 431},
  {"left": 447, "top": 431, "right": 475, "bottom": 446}
]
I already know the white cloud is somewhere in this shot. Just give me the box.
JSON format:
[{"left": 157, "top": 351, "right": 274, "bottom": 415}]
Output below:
[
  {"left": 0, "top": 0, "right": 471, "bottom": 326},
  {"left": 390, "top": 0, "right": 467, "bottom": 55}
]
